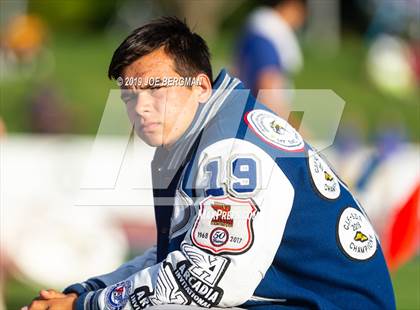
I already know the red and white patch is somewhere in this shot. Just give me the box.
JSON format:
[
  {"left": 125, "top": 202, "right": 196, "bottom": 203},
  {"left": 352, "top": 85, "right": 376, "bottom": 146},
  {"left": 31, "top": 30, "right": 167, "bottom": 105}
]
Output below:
[
  {"left": 191, "top": 196, "right": 258, "bottom": 254},
  {"left": 245, "top": 109, "right": 304, "bottom": 152}
]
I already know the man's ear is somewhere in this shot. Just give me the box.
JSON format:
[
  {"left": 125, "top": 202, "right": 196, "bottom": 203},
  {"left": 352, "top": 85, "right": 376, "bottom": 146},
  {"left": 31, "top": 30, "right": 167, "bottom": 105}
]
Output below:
[{"left": 195, "top": 73, "right": 212, "bottom": 104}]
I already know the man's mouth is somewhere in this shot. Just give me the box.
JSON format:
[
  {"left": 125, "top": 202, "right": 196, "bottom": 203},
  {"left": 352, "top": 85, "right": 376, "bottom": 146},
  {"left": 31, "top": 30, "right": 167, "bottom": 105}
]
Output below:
[{"left": 140, "top": 122, "right": 161, "bottom": 132}]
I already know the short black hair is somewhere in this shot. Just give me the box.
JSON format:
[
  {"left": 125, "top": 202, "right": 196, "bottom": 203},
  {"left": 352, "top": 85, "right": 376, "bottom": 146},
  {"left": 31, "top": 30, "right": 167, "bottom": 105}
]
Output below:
[{"left": 108, "top": 16, "right": 213, "bottom": 83}]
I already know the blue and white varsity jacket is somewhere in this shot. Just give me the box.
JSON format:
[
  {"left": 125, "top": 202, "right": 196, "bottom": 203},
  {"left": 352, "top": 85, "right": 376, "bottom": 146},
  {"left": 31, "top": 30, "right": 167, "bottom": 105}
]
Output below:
[{"left": 65, "top": 70, "right": 395, "bottom": 309}]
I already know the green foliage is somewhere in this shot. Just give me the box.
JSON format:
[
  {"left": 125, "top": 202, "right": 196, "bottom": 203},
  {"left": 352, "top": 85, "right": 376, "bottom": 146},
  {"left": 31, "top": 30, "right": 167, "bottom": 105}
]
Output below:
[
  {"left": 28, "top": 0, "right": 120, "bottom": 32},
  {"left": 1, "top": 33, "right": 119, "bottom": 134}
]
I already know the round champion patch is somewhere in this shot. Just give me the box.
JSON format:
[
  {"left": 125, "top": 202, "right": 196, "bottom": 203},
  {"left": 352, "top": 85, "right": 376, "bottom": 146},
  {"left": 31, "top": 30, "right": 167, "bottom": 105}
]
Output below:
[
  {"left": 105, "top": 280, "right": 132, "bottom": 310},
  {"left": 308, "top": 149, "right": 340, "bottom": 199},
  {"left": 337, "top": 207, "right": 377, "bottom": 261},
  {"left": 245, "top": 110, "right": 304, "bottom": 152}
]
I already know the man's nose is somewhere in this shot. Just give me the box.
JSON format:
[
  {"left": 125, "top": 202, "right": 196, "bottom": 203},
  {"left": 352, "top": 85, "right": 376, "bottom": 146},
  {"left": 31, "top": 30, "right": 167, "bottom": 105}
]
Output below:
[{"left": 135, "top": 90, "right": 153, "bottom": 115}]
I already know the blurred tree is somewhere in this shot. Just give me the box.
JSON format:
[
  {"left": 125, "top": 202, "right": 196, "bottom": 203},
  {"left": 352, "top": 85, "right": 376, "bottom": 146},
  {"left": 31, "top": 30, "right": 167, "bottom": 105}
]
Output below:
[{"left": 28, "top": 0, "right": 120, "bottom": 33}]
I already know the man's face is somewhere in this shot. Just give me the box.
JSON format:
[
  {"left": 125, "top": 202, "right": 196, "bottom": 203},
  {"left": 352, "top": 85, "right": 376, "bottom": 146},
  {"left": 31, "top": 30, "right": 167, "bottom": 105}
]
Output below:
[{"left": 121, "top": 47, "right": 201, "bottom": 147}]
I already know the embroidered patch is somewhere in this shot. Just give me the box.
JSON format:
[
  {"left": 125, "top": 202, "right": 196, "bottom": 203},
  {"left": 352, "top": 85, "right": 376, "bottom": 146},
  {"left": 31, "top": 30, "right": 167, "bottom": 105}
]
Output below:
[
  {"left": 337, "top": 207, "right": 377, "bottom": 261},
  {"left": 245, "top": 109, "right": 304, "bottom": 152},
  {"left": 129, "top": 286, "right": 154, "bottom": 310},
  {"left": 105, "top": 280, "right": 132, "bottom": 310},
  {"left": 308, "top": 149, "right": 340, "bottom": 199},
  {"left": 170, "top": 260, "right": 224, "bottom": 307},
  {"left": 191, "top": 195, "right": 258, "bottom": 254},
  {"left": 181, "top": 243, "right": 230, "bottom": 287}
]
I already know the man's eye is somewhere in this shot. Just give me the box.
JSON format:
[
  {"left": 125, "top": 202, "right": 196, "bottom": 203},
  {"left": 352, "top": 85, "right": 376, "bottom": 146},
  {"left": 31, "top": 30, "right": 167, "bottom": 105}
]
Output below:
[{"left": 123, "top": 94, "right": 137, "bottom": 104}]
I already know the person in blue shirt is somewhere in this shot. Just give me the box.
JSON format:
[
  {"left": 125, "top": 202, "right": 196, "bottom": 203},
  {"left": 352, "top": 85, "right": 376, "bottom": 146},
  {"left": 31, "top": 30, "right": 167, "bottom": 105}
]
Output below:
[
  {"left": 25, "top": 16, "right": 395, "bottom": 310},
  {"left": 235, "top": 0, "right": 306, "bottom": 118}
]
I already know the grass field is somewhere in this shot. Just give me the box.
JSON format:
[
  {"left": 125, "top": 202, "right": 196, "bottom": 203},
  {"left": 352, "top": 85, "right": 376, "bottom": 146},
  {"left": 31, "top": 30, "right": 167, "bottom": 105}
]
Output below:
[
  {"left": 392, "top": 257, "right": 420, "bottom": 309},
  {"left": 5, "top": 256, "right": 420, "bottom": 309}
]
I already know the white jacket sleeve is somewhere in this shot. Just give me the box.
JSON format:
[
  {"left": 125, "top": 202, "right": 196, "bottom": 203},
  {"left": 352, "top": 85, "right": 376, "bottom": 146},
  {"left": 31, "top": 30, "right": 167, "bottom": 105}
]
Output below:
[{"left": 76, "top": 138, "right": 295, "bottom": 309}]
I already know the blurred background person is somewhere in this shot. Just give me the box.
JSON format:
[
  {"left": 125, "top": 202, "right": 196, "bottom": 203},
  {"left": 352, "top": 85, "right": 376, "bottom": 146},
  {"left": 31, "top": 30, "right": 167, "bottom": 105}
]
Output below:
[{"left": 234, "top": 0, "right": 306, "bottom": 119}]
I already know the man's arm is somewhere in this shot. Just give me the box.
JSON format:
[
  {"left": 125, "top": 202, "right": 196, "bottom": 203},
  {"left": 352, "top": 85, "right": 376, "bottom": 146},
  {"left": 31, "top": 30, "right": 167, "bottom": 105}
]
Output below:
[
  {"left": 255, "top": 67, "right": 290, "bottom": 118},
  {"left": 75, "top": 138, "right": 295, "bottom": 309},
  {"left": 25, "top": 246, "right": 157, "bottom": 309},
  {"left": 239, "top": 34, "right": 290, "bottom": 117},
  {"left": 63, "top": 246, "right": 157, "bottom": 296}
]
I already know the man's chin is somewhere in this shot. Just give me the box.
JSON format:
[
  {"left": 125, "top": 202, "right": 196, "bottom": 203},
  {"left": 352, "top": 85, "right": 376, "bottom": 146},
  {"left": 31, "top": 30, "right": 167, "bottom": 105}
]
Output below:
[
  {"left": 138, "top": 133, "right": 164, "bottom": 147},
  {"left": 144, "top": 140, "right": 164, "bottom": 147}
]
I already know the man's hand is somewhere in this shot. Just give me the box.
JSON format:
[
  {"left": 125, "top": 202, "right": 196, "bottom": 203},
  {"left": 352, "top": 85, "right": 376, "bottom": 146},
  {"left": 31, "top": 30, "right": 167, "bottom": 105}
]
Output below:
[
  {"left": 39, "top": 289, "right": 68, "bottom": 299},
  {"left": 22, "top": 291, "right": 77, "bottom": 310}
]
